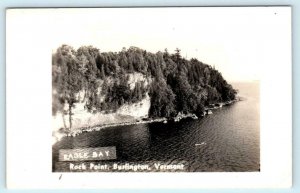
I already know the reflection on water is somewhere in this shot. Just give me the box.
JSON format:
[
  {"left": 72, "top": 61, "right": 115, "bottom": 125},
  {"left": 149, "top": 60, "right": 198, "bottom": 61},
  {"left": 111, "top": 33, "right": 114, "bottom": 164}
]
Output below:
[{"left": 53, "top": 82, "right": 260, "bottom": 172}]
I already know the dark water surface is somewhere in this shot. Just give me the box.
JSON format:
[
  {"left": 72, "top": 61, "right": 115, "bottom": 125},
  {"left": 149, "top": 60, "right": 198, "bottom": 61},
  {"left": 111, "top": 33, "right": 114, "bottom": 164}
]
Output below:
[{"left": 53, "top": 82, "right": 260, "bottom": 172}]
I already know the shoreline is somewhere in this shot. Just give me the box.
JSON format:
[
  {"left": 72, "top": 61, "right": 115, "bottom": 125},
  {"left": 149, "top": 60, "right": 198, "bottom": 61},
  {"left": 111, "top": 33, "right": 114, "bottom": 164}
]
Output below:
[{"left": 52, "top": 98, "right": 239, "bottom": 145}]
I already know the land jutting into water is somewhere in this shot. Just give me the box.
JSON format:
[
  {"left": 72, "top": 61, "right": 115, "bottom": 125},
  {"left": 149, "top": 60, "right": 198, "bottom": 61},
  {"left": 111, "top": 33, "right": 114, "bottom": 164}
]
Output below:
[
  {"left": 52, "top": 45, "right": 237, "bottom": 144},
  {"left": 53, "top": 98, "right": 240, "bottom": 144}
]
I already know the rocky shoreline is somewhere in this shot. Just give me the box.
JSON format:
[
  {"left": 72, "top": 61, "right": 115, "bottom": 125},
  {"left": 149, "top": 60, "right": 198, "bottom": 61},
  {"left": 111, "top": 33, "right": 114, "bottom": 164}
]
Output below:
[{"left": 52, "top": 98, "right": 240, "bottom": 145}]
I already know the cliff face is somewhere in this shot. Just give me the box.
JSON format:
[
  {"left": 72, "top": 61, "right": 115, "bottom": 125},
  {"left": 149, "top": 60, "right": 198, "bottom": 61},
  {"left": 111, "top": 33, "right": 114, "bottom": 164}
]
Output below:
[
  {"left": 52, "top": 72, "right": 151, "bottom": 132},
  {"left": 116, "top": 94, "right": 150, "bottom": 117},
  {"left": 52, "top": 45, "right": 237, "bottom": 134}
]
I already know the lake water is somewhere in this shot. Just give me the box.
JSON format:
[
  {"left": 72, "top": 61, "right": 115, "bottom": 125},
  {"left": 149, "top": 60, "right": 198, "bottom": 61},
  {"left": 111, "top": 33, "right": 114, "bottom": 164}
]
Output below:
[{"left": 53, "top": 82, "right": 260, "bottom": 172}]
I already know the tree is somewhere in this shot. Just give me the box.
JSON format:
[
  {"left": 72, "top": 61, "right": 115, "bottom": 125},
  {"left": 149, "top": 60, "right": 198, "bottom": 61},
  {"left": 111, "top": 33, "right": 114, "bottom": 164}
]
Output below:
[
  {"left": 149, "top": 79, "right": 176, "bottom": 117},
  {"left": 172, "top": 48, "right": 182, "bottom": 64},
  {"left": 53, "top": 45, "right": 83, "bottom": 130}
]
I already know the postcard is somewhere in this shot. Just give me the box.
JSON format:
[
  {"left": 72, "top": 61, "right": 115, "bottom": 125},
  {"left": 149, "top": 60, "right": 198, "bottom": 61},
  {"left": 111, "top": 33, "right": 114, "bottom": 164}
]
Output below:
[{"left": 6, "top": 7, "right": 292, "bottom": 188}]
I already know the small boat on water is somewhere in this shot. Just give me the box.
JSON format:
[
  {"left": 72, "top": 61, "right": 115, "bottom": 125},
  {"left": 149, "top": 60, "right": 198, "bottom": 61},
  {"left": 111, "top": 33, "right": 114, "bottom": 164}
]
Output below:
[
  {"left": 207, "top": 110, "right": 213, "bottom": 115},
  {"left": 195, "top": 142, "right": 206, "bottom": 146},
  {"left": 163, "top": 120, "right": 167, "bottom": 124}
]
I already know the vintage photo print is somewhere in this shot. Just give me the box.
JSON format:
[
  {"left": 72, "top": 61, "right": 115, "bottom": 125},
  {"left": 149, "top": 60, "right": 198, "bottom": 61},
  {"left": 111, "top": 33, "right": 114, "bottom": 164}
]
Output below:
[
  {"left": 6, "top": 7, "right": 291, "bottom": 188},
  {"left": 51, "top": 7, "right": 260, "bottom": 173}
]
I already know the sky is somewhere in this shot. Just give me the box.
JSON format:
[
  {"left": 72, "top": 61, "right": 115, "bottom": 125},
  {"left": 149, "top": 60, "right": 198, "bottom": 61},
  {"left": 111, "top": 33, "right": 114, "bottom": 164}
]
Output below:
[{"left": 10, "top": 7, "right": 290, "bottom": 82}]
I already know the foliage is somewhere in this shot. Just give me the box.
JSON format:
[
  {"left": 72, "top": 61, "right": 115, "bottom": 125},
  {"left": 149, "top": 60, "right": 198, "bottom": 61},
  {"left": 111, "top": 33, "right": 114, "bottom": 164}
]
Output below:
[{"left": 52, "top": 45, "right": 237, "bottom": 125}]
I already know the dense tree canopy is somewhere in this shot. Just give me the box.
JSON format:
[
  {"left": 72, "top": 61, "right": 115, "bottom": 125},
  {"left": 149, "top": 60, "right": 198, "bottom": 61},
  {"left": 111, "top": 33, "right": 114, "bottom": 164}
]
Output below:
[{"left": 52, "top": 44, "right": 237, "bottom": 128}]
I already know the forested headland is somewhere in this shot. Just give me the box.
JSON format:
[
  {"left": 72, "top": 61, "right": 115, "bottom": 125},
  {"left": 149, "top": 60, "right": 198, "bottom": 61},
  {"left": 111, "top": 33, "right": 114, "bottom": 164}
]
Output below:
[{"left": 52, "top": 45, "right": 237, "bottom": 130}]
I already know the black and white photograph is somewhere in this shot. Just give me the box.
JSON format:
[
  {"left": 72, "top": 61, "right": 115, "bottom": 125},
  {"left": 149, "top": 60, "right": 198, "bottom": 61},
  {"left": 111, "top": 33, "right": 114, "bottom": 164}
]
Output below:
[
  {"left": 51, "top": 7, "right": 260, "bottom": 172},
  {"left": 6, "top": 6, "right": 292, "bottom": 188}
]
